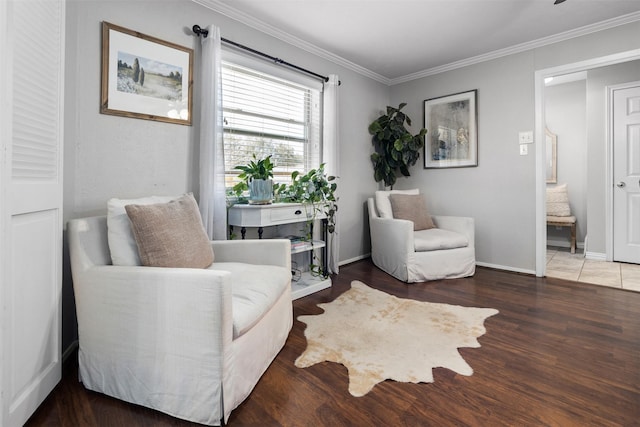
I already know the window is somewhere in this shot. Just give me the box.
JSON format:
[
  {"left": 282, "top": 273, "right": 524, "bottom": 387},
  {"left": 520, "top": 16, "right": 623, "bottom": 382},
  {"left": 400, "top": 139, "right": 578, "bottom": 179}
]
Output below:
[{"left": 221, "top": 61, "right": 321, "bottom": 189}]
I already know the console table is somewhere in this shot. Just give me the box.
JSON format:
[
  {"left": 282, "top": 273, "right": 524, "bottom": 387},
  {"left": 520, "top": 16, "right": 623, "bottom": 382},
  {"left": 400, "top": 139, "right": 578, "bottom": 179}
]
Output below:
[{"left": 227, "top": 203, "right": 331, "bottom": 300}]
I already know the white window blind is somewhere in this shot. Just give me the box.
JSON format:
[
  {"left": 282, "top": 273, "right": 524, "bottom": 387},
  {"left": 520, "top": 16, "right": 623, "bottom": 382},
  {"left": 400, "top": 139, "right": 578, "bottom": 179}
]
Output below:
[{"left": 221, "top": 61, "right": 321, "bottom": 189}]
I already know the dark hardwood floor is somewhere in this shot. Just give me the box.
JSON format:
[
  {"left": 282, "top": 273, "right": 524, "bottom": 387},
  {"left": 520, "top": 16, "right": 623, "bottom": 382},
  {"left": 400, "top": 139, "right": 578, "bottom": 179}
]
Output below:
[{"left": 26, "top": 259, "right": 640, "bottom": 426}]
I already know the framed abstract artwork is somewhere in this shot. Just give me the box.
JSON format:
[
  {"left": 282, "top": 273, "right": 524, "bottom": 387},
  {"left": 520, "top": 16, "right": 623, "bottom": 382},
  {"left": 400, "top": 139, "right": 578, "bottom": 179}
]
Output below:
[
  {"left": 101, "top": 22, "right": 193, "bottom": 125},
  {"left": 424, "top": 90, "right": 478, "bottom": 168}
]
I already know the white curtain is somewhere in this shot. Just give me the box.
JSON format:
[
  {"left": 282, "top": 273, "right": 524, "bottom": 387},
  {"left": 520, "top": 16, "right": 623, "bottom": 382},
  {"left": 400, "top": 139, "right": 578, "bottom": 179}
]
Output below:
[
  {"left": 199, "top": 25, "right": 227, "bottom": 240},
  {"left": 323, "top": 74, "right": 340, "bottom": 273}
]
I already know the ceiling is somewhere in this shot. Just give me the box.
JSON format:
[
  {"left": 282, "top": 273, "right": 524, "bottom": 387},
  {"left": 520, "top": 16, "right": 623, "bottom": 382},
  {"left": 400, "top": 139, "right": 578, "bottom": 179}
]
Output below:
[{"left": 202, "top": 0, "right": 640, "bottom": 84}]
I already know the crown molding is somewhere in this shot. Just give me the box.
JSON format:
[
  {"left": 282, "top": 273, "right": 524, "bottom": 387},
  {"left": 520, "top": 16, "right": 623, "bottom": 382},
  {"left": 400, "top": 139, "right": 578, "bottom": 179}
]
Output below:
[
  {"left": 390, "top": 11, "right": 640, "bottom": 85},
  {"left": 192, "top": 1, "right": 640, "bottom": 87},
  {"left": 192, "top": 0, "right": 391, "bottom": 85},
  {"left": 390, "top": 12, "right": 640, "bottom": 86}
]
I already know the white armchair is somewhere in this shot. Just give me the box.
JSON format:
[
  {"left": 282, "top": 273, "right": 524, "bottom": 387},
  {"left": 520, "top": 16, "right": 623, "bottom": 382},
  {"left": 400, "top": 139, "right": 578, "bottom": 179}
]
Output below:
[
  {"left": 367, "top": 193, "right": 475, "bottom": 283},
  {"left": 68, "top": 215, "right": 292, "bottom": 426}
]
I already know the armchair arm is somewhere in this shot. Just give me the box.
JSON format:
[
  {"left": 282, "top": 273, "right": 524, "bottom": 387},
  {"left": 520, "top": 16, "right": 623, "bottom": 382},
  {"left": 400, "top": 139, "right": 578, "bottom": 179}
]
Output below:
[
  {"left": 211, "top": 239, "right": 291, "bottom": 270},
  {"left": 431, "top": 215, "right": 475, "bottom": 247},
  {"left": 74, "top": 265, "right": 233, "bottom": 356},
  {"left": 369, "top": 216, "right": 415, "bottom": 282},
  {"left": 370, "top": 216, "right": 415, "bottom": 256},
  {"left": 73, "top": 265, "right": 234, "bottom": 424}
]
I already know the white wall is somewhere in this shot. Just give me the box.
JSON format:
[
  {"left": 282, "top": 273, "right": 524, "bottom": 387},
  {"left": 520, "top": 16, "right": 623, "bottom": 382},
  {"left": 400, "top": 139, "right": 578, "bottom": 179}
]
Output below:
[{"left": 545, "top": 80, "right": 587, "bottom": 247}]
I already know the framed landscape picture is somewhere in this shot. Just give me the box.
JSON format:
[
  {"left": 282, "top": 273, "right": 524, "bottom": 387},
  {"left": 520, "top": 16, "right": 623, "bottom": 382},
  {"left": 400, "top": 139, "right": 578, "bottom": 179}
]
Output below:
[
  {"left": 424, "top": 90, "right": 478, "bottom": 168},
  {"left": 101, "top": 22, "right": 193, "bottom": 125}
]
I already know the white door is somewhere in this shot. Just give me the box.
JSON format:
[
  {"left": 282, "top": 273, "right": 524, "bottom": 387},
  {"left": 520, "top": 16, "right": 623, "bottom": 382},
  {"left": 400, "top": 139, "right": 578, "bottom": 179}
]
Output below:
[
  {"left": 1, "top": 1, "right": 65, "bottom": 425},
  {"left": 613, "top": 83, "right": 640, "bottom": 264}
]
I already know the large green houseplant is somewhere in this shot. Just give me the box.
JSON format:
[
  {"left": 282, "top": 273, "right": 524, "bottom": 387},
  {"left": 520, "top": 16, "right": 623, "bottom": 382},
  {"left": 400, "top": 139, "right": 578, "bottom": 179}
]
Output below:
[{"left": 369, "top": 103, "right": 427, "bottom": 188}]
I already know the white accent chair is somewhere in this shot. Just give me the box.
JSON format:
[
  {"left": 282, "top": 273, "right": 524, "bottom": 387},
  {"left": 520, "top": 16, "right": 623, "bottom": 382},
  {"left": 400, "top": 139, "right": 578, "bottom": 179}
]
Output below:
[
  {"left": 68, "top": 216, "right": 292, "bottom": 426},
  {"left": 367, "top": 190, "right": 476, "bottom": 282}
]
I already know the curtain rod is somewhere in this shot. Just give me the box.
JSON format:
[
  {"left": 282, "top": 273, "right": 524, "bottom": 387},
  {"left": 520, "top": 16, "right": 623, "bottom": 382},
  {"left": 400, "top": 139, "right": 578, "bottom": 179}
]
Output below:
[{"left": 192, "top": 25, "right": 339, "bottom": 85}]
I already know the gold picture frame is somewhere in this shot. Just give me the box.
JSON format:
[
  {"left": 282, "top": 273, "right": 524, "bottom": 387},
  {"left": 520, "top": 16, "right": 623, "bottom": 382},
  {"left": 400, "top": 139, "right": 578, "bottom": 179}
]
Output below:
[{"left": 100, "top": 22, "right": 193, "bottom": 125}]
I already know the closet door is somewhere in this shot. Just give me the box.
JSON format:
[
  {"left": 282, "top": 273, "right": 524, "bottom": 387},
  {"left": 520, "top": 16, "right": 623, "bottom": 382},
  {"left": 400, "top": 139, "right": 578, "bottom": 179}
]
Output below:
[{"left": 0, "top": 0, "right": 65, "bottom": 425}]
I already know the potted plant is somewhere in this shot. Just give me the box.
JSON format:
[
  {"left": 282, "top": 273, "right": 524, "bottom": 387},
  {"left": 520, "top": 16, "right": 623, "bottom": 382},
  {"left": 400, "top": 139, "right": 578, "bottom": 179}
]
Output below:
[
  {"left": 275, "top": 164, "right": 338, "bottom": 277},
  {"left": 369, "top": 103, "right": 427, "bottom": 188},
  {"left": 233, "top": 154, "right": 275, "bottom": 205}
]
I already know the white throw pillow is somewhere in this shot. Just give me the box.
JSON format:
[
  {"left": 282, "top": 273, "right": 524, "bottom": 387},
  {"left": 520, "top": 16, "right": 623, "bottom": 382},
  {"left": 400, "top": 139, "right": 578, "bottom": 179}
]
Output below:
[
  {"left": 374, "top": 189, "right": 419, "bottom": 219},
  {"left": 107, "top": 194, "right": 182, "bottom": 265},
  {"left": 546, "top": 184, "right": 571, "bottom": 217}
]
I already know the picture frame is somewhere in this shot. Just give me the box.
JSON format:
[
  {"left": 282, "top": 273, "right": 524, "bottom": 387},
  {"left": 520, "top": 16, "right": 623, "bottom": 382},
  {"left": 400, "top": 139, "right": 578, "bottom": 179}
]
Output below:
[
  {"left": 101, "top": 22, "right": 193, "bottom": 126},
  {"left": 424, "top": 90, "right": 478, "bottom": 168}
]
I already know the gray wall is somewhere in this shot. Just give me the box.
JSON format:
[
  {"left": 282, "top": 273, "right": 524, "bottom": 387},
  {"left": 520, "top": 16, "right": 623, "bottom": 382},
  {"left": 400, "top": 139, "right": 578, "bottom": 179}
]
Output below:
[
  {"left": 545, "top": 80, "right": 587, "bottom": 247},
  {"left": 63, "top": 0, "right": 388, "bottom": 350},
  {"left": 62, "top": 0, "right": 640, "bottom": 351},
  {"left": 389, "top": 21, "right": 640, "bottom": 272}
]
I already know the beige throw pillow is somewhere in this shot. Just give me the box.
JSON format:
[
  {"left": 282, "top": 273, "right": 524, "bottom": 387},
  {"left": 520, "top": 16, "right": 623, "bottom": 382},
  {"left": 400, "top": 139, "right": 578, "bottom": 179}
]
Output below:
[
  {"left": 389, "top": 194, "right": 435, "bottom": 231},
  {"left": 375, "top": 189, "right": 420, "bottom": 218},
  {"left": 546, "top": 183, "right": 571, "bottom": 217},
  {"left": 107, "top": 194, "right": 181, "bottom": 265},
  {"left": 125, "top": 193, "right": 214, "bottom": 268}
]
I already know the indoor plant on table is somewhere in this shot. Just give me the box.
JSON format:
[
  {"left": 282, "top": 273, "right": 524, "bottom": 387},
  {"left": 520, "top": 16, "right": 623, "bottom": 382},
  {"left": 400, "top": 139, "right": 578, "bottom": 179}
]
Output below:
[
  {"left": 369, "top": 103, "right": 427, "bottom": 188},
  {"left": 232, "top": 154, "right": 275, "bottom": 205}
]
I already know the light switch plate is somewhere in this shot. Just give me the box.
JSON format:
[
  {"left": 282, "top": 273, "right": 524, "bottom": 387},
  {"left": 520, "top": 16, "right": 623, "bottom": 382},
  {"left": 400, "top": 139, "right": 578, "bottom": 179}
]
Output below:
[
  {"left": 520, "top": 144, "right": 528, "bottom": 155},
  {"left": 519, "top": 131, "right": 534, "bottom": 144}
]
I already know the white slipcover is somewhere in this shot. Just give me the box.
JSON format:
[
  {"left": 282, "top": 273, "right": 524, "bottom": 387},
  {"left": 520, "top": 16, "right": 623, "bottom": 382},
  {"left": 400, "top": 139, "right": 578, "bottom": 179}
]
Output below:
[
  {"left": 367, "top": 197, "right": 476, "bottom": 282},
  {"left": 68, "top": 216, "right": 293, "bottom": 425}
]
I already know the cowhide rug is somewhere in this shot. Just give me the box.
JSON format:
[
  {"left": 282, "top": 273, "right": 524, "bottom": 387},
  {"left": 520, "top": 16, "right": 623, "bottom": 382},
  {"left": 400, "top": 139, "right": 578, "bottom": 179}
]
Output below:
[{"left": 295, "top": 280, "right": 499, "bottom": 396}]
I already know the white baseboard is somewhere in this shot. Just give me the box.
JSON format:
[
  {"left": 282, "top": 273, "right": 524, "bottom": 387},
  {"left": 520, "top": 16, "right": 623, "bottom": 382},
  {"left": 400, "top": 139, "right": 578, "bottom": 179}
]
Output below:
[
  {"left": 342, "top": 255, "right": 536, "bottom": 276},
  {"left": 339, "top": 253, "right": 370, "bottom": 266},
  {"left": 475, "top": 261, "right": 536, "bottom": 275},
  {"left": 547, "top": 238, "right": 584, "bottom": 249},
  {"left": 585, "top": 251, "right": 606, "bottom": 261}
]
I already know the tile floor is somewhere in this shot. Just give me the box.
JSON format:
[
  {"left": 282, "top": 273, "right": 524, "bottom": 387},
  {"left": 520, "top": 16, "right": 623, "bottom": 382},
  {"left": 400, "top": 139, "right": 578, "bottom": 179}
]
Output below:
[{"left": 546, "top": 246, "right": 640, "bottom": 292}]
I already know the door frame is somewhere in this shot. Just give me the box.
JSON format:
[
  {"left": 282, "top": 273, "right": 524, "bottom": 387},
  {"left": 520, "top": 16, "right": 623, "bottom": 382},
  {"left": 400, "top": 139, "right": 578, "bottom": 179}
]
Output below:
[
  {"left": 534, "top": 48, "right": 640, "bottom": 277},
  {"left": 608, "top": 80, "right": 640, "bottom": 262}
]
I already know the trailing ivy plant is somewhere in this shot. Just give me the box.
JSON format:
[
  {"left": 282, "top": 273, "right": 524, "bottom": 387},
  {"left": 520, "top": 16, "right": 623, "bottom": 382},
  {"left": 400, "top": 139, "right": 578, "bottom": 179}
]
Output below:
[
  {"left": 227, "top": 162, "right": 338, "bottom": 277},
  {"left": 369, "top": 103, "right": 427, "bottom": 188},
  {"left": 275, "top": 164, "right": 338, "bottom": 278}
]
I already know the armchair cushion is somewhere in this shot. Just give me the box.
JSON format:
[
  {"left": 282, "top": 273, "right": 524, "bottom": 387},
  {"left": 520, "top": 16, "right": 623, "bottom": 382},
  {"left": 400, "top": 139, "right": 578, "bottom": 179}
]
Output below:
[
  {"left": 414, "top": 228, "right": 468, "bottom": 251},
  {"left": 107, "top": 194, "right": 180, "bottom": 265},
  {"left": 389, "top": 193, "right": 435, "bottom": 230},
  {"left": 209, "top": 262, "right": 290, "bottom": 338},
  {"left": 374, "top": 188, "right": 419, "bottom": 218},
  {"left": 125, "top": 193, "right": 214, "bottom": 268}
]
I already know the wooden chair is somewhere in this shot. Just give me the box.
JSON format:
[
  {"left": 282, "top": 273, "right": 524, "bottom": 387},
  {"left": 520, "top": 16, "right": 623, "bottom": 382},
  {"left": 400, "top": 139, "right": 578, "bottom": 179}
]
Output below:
[{"left": 547, "top": 215, "right": 577, "bottom": 254}]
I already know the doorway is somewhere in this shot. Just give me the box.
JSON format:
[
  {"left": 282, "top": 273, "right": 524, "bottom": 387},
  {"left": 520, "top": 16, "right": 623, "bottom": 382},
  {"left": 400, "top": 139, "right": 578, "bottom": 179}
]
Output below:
[
  {"left": 611, "top": 82, "right": 640, "bottom": 264},
  {"left": 535, "top": 50, "right": 640, "bottom": 278}
]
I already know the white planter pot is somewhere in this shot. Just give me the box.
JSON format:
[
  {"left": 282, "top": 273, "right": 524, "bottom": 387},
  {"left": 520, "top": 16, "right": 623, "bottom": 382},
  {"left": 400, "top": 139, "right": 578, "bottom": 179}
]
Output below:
[{"left": 248, "top": 179, "right": 273, "bottom": 205}]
